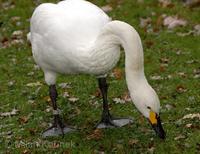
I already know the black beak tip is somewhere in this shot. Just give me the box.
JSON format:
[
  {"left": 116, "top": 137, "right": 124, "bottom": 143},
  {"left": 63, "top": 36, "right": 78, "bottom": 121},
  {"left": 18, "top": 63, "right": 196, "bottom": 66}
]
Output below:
[{"left": 151, "top": 116, "right": 166, "bottom": 139}]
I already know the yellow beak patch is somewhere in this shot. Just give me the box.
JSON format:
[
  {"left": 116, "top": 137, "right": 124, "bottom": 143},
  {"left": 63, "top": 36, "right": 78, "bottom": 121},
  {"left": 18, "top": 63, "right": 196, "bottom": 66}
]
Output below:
[{"left": 149, "top": 110, "right": 158, "bottom": 125}]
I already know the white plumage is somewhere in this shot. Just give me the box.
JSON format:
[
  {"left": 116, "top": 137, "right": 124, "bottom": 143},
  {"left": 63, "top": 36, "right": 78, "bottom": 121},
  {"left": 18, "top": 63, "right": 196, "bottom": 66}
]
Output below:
[{"left": 29, "top": 0, "right": 165, "bottom": 138}]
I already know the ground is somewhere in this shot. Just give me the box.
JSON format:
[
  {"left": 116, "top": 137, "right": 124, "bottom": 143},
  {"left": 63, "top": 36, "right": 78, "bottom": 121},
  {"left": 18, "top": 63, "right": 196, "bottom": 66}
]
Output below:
[{"left": 0, "top": 0, "right": 200, "bottom": 153}]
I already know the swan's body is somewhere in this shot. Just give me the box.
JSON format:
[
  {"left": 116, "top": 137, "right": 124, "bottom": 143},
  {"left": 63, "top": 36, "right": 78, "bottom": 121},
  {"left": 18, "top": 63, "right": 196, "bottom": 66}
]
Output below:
[
  {"left": 29, "top": 0, "right": 165, "bottom": 138},
  {"left": 30, "top": 0, "right": 119, "bottom": 80}
]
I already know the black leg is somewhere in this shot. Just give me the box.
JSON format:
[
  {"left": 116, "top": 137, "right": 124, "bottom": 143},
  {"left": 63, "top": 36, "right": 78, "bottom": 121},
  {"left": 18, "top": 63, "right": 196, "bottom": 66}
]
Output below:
[
  {"left": 96, "top": 78, "right": 133, "bottom": 128},
  {"left": 42, "top": 85, "right": 74, "bottom": 137},
  {"left": 98, "top": 78, "right": 114, "bottom": 125}
]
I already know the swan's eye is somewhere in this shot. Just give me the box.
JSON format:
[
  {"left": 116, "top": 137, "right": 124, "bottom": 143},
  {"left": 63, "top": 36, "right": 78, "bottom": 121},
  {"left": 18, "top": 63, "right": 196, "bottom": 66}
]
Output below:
[{"left": 147, "top": 106, "right": 151, "bottom": 109}]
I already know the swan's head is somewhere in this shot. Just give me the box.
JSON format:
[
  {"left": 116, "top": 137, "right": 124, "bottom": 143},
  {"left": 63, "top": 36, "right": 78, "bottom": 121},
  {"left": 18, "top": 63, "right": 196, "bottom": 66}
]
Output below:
[{"left": 130, "top": 83, "right": 166, "bottom": 139}]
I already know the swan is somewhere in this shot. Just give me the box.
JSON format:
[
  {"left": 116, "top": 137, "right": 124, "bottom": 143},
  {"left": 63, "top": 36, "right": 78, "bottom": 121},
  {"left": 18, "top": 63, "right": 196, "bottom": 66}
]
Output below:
[{"left": 28, "top": 0, "right": 165, "bottom": 139}]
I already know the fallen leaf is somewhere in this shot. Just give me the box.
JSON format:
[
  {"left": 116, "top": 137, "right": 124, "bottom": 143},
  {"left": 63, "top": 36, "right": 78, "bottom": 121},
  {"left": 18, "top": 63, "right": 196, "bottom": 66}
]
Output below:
[
  {"left": 26, "top": 81, "right": 42, "bottom": 87},
  {"left": 0, "top": 108, "right": 19, "bottom": 117},
  {"left": 87, "top": 129, "right": 103, "bottom": 140},
  {"left": 160, "top": 57, "right": 169, "bottom": 64},
  {"left": 68, "top": 97, "right": 79, "bottom": 103},
  {"left": 185, "top": 123, "right": 192, "bottom": 128},
  {"left": 174, "top": 134, "right": 186, "bottom": 140},
  {"left": 165, "top": 104, "right": 175, "bottom": 110},
  {"left": 28, "top": 128, "right": 37, "bottom": 135},
  {"left": 18, "top": 116, "right": 29, "bottom": 124},
  {"left": 58, "top": 83, "right": 71, "bottom": 89},
  {"left": 113, "top": 97, "right": 125, "bottom": 104},
  {"left": 177, "top": 72, "right": 187, "bottom": 78},
  {"left": 176, "top": 85, "right": 187, "bottom": 93},
  {"left": 163, "top": 16, "right": 187, "bottom": 29},
  {"left": 145, "top": 40, "right": 154, "bottom": 48},
  {"left": 51, "top": 142, "right": 60, "bottom": 149},
  {"left": 182, "top": 113, "right": 200, "bottom": 120},
  {"left": 128, "top": 139, "right": 139, "bottom": 146},
  {"left": 150, "top": 75, "right": 163, "bottom": 80},
  {"left": 159, "top": 0, "right": 174, "bottom": 8},
  {"left": 183, "top": 0, "right": 200, "bottom": 8},
  {"left": 140, "top": 17, "right": 152, "bottom": 28},
  {"left": 63, "top": 91, "right": 70, "bottom": 98},
  {"left": 111, "top": 68, "right": 123, "bottom": 80},
  {"left": 122, "top": 91, "right": 132, "bottom": 102},
  {"left": 194, "top": 24, "right": 200, "bottom": 35},
  {"left": 101, "top": 5, "right": 113, "bottom": 13},
  {"left": 92, "top": 88, "right": 102, "bottom": 98},
  {"left": 12, "top": 30, "right": 23, "bottom": 39}
]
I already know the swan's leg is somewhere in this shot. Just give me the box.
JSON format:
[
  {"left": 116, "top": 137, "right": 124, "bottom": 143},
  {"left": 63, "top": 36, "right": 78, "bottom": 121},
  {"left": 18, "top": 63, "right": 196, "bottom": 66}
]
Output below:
[
  {"left": 42, "top": 85, "right": 74, "bottom": 137},
  {"left": 96, "top": 78, "right": 133, "bottom": 128}
]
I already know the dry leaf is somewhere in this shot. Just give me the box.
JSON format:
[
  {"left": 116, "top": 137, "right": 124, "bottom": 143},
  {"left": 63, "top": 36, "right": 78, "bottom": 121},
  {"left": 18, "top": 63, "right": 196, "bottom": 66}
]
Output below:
[
  {"left": 62, "top": 91, "right": 70, "bottom": 98},
  {"left": 150, "top": 75, "right": 163, "bottom": 80},
  {"left": 113, "top": 98, "right": 125, "bottom": 104},
  {"left": 163, "top": 16, "right": 187, "bottom": 29},
  {"left": 26, "top": 81, "right": 42, "bottom": 87},
  {"left": 87, "top": 129, "right": 103, "bottom": 140},
  {"left": 183, "top": 0, "right": 200, "bottom": 8},
  {"left": 0, "top": 108, "right": 19, "bottom": 117},
  {"left": 140, "top": 17, "right": 152, "bottom": 28},
  {"left": 18, "top": 116, "right": 29, "bottom": 124},
  {"left": 92, "top": 88, "right": 102, "bottom": 98},
  {"left": 128, "top": 139, "right": 139, "bottom": 146},
  {"left": 68, "top": 97, "right": 79, "bottom": 103},
  {"left": 160, "top": 57, "right": 169, "bottom": 64},
  {"left": 182, "top": 113, "right": 200, "bottom": 120},
  {"left": 101, "top": 5, "right": 113, "bottom": 13},
  {"left": 159, "top": 0, "right": 174, "bottom": 8},
  {"left": 177, "top": 72, "right": 187, "bottom": 78},
  {"left": 174, "top": 134, "right": 186, "bottom": 140},
  {"left": 112, "top": 68, "right": 123, "bottom": 80},
  {"left": 58, "top": 83, "right": 71, "bottom": 89},
  {"left": 52, "top": 142, "right": 60, "bottom": 149},
  {"left": 12, "top": 30, "right": 23, "bottom": 39},
  {"left": 122, "top": 91, "right": 132, "bottom": 102},
  {"left": 176, "top": 85, "right": 187, "bottom": 93}
]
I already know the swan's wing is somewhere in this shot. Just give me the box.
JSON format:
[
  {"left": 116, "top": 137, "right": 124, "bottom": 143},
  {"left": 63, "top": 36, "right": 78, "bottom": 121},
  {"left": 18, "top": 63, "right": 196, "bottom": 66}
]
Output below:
[{"left": 30, "top": 0, "right": 110, "bottom": 50}]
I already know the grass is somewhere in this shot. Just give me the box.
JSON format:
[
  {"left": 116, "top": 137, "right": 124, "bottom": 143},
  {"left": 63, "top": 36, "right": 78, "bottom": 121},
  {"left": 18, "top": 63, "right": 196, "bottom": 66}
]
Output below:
[{"left": 0, "top": 0, "right": 200, "bottom": 153}]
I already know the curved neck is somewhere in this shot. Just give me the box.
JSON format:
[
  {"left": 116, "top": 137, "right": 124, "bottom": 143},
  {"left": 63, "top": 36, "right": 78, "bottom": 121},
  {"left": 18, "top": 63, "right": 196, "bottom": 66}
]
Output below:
[{"left": 98, "top": 21, "right": 147, "bottom": 89}]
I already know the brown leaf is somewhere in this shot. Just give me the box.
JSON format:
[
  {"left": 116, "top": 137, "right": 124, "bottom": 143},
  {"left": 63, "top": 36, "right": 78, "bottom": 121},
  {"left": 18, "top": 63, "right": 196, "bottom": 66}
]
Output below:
[
  {"left": 174, "top": 134, "right": 186, "bottom": 140},
  {"left": 18, "top": 116, "right": 29, "bottom": 124},
  {"left": 128, "top": 139, "right": 139, "bottom": 146},
  {"left": 145, "top": 40, "right": 154, "bottom": 48},
  {"left": 159, "top": 57, "right": 169, "bottom": 64},
  {"left": 183, "top": 0, "right": 200, "bottom": 8},
  {"left": 28, "top": 128, "right": 37, "bottom": 135},
  {"left": 159, "top": 0, "right": 174, "bottom": 8},
  {"left": 43, "top": 96, "right": 51, "bottom": 103},
  {"left": 52, "top": 142, "right": 60, "bottom": 149},
  {"left": 101, "top": 5, "right": 113, "bottom": 13},
  {"left": 112, "top": 68, "right": 123, "bottom": 80},
  {"left": 68, "top": 97, "right": 79, "bottom": 103},
  {"left": 176, "top": 85, "right": 187, "bottom": 93},
  {"left": 113, "top": 98, "right": 125, "bottom": 104},
  {"left": 87, "top": 129, "right": 103, "bottom": 140},
  {"left": 163, "top": 16, "right": 187, "bottom": 29},
  {"left": 93, "top": 88, "right": 102, "bottom": 98},
  {"left": 122, "top": 91, "right": 132, "bottom": 102},
  {"left": 0, "top": 108, "right": 19, "bottom": 117},
  {"left": 140, "top": 17, "right": 152, "bottom": 28}
]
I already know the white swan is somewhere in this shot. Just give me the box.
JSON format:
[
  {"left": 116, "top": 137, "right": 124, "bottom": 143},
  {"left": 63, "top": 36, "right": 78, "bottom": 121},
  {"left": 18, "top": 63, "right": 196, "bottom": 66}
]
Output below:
[{"left": 29, "top": 0, "right": 165, "bottom": 139}]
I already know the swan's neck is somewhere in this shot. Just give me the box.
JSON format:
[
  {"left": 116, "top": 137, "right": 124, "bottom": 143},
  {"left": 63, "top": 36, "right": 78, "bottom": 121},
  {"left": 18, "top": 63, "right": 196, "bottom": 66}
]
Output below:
[{"left": 98, "top": 21, "right": 148, "bottom": 89}]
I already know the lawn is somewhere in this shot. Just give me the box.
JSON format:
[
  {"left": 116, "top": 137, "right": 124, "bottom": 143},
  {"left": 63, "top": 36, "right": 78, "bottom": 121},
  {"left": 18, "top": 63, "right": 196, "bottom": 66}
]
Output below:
[{"left": 0, "top": 0, "right": 200, "bottom": 153}]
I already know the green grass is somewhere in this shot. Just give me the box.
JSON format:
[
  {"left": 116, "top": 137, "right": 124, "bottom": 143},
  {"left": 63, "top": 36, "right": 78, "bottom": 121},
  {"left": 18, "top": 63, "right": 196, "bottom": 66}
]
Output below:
[{"left": 0, "top": 0, "right": 200, "bottom": 153}]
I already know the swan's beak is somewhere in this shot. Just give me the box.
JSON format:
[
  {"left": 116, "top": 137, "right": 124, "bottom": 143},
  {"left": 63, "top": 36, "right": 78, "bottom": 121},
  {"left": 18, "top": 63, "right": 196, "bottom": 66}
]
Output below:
[{"left": 149, "top": 111, "right": 166, "bottom": 139}]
